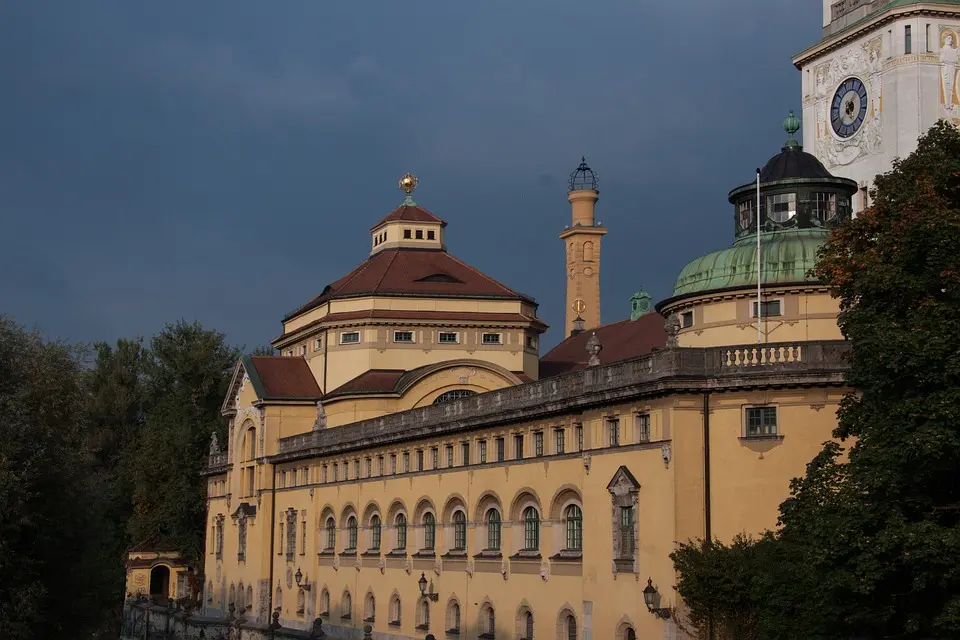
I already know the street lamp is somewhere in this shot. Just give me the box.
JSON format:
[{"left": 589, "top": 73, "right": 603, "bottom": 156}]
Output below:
[
  {"left": 642, "top": 578, "right": 672, "bottom": 619},
  {"left": 417, "top": 572, "right": 439, "bottom": 602},
  {"left": 295, "top": 568, "right": 311, "bottom": 591}
]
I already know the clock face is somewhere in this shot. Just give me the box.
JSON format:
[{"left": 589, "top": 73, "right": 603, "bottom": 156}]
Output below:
[{"left": 831, "top": 77, "right": 868, "bottom": 138}]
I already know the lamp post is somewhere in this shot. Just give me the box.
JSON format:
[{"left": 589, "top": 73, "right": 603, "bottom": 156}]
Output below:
[
  {"left": 295, "top": 567, "right": 312, "bottom": 591},
  {"left": 418, "top": 572, "right": 439, "bottom": 602},
  {"left": 642, "top": 578, "right": 672, "bottom": 620}
]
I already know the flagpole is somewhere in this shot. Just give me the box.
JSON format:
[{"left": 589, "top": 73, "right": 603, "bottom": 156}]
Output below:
[{"left": 756, "top": 168, "right": 762, "bottom": 345}]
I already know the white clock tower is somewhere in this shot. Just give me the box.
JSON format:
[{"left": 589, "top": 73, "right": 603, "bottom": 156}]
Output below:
[{"left": 794, "top": 1, "right": 960, "bottom": 211}]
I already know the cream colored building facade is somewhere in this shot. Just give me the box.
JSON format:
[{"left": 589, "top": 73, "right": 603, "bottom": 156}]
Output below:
[{"left": 198, "top": 131, "right": 858, "bottom": 640}]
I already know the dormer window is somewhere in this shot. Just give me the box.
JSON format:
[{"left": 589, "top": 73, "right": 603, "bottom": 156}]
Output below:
[
  {"left": 427, "top": 230, "right": 435, "bottom": 240},
  {"left": 403, "top": 229, "right": 412, "bottom": 239},
  {"left": 415, "top": 230, "right": 423, "bottom": 239}
]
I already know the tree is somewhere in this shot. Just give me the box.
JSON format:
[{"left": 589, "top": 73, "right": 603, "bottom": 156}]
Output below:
[
  {"left": 250, "top": 345, "right": 275, "bottom": 356},
  {"left": 0, "top": 317, "right": 107, "bottom": 638},
  {"left": 672, "top": 121, "right": 960, "bottom": 638},
  {"left": 127, "top": 321, "right": 239, "bottom": 566}
]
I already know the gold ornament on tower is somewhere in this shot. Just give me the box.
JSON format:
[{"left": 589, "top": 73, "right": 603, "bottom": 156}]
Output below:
[
  {"left": 572, "top": 298, "right": 587, "bottom": 315},
  {"left": 398, "top": 173, "right": 419, "bottom": 194}
]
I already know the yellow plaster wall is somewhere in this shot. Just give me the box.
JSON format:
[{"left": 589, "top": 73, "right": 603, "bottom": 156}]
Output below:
[{"left": 662, "top": 288, "right": 843, "bottom": 347}]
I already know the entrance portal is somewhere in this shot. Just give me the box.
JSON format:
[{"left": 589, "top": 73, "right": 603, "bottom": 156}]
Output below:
[{"left": 149, "top": 565, "right": 170, "bottom": 598}]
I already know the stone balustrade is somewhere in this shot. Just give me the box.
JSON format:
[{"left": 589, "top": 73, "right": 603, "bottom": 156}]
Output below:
[{"left": 259, "top": 340, "right": 849, "bottom": 464}]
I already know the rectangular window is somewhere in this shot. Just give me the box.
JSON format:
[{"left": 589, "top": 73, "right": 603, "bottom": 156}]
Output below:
[
  {"left": 461, "top": 442, "right": 470, "bottom": 465},
  {"left": 811, "top": 192, "right": 837, "bottom": 223},
  {"left": 403, "top": 452, "right": 410, "bottom": 472},
  {"left": 378, "top": 455, "right": 384, "bottom": 476},
  {"left": 438, "top": 332, "right": 459, "bottom": 344},
  {"left": 393, "top": 331, "right": 414, "bottom": 343},
  {"left": 555, "top": 428, "right": 565, "bottom": 454},
  {"left": 479, "top": 440, "right": 487, "bottom": 463},
  {"left": 299, "top": 344, "right": 307, "bottom": 356},
  {"left": 366, "top": 458, "right": 372, "bottom": 477},
  {"left": 905, "top": 24, "right": 912, "bottom": 54},
  {"left": 285, "top": 350, "right": 294, "bottom": 357},
  {"left": 576, "top": 424, "right": 583, "bottom": 451},
  {"left": 354, "top": 460, "right": 360, "bottom": 478},
  {"left": 446, "top": 445, "right": 454, "bottom": 467},
  {"left": 321, "top": 465, "right": 328, "bottom": 483},
  {"left": 608, "top": 417, "right": 620, "bottom": 447},
  {"left": 390, "top": 454, "right": 397, "bottom": 474},
  {"left": 926, "top": 23, "right": 932, "bottom": 52},
  {"left": 514, "top": 434, "right": 524, "bottom": 459},
  {"left": 331, "top": 464, "right": 337, "bottom": 482},
  {"left": 427, "top": 230, "right": 435, "bottom": 240},
  {"left": 301, "top": 521, "right": 307, "bottom": 555},
  {"left": 340, "top": 331, "right": 360, "bottom": 345},
  {"left": 416, "top": 449, "right": 424, "bottom": 471},
  {"left": 681, "top": 311, "right": 694, "bottom": 328},
  {"left": 752, "top": 300, "right": 783, "bottom": 318},
  {"left": 636, "top": 413, "right": 651, "bottom": 442},
  {"left": 403, "top": 229, "right": 411, "bottom": 239},
  {"left": 415, "top": 229, "right": 424, "bottom": 239},
  {"left": 343, "top": 463, "right": 348, "bottom": 481},
  {"left": 496, "top": 437, "right": 505, "bottom": 462},
  {"left": 619, "top": 506, "right": 635, "bottom": 559},
  {"left": 481, "top": 333, "right": 502, "bottom": 345},
  {"left": 765, "top": 192, "right": 797, "bottom": 223},
  {"left": 746, "top": 406, "right": 778, "bottom": 436},
  {"left": 431, "top": 447, "right": 439, "bottom": 469},
  {"left": 534, "top": 431, "right": 543, "bottom": 457}
]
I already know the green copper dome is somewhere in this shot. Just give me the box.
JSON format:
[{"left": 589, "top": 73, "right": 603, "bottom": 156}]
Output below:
[{"left": 672, "top": 229, "right": 827, "bottom": 297}]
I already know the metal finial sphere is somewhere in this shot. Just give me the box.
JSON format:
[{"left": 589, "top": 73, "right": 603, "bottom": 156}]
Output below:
[
  {"left": 398, "top": 173, "right": 419, "bottom": 195},
  {"left": 783, "top": 111, "right": 801, "bottom": 136},
  {"left": 568, "top": 157, "right": 599, "bottom": 192}
]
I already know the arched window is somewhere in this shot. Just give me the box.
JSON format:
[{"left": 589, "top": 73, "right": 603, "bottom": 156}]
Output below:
[
  {"left": 364, "top": 592, "right": 376, "bottom": 622},
  {"left": 275, "top": 586, "right": 283, "bottom": 611},
  {"left": 625, "top": 628, "right": 636, "bottom": 640},
  {"left": 483, "top": 604, "right": 496, "bottom": 637},
  {"left": 396, "top": 514, "right": 407, "bottom": 550},
  {"left": 229, "top": 583, "right": 236, "bottom": 605},
  {"left": 246, "top": 427, "right": 256, "bottom": 461},
  {"left": 523, "top": 507, "right": 539, "bottom": 551},
  {"left": 236, "top": 582, "right": 244, "bottom": 611},
  {"left": 447, "top": 601, "right": 461, "bottom": 634},
  {"left": 347, "top": 516, "right": 358, "bottom": 550},
  {"left": 417, "top": 599, "right": 430, "bottom": 630},
  {"left": 371, "top": 515, "right": 382, "bottom": 550},
  {"left": 325, "top": 517, "right": 336, "bottom": 550},
  {"left": 524, "top": 612, "right": 534, "bottom": 640},
  {"left": 246, "top": 586, "right": 253, "bottom": 614},
  {"left": 433, "top": 389, "right": 478, "bottom": 405},
  {"left": 297, "top": 589, "right": 306, "bottom": 616},
  {"left": 206, "top": 580, "right": 213, "bottom": 603},
  {"left": 486, "top": 509, "right": 501, "bottom": 550},
  {"left": 390, "top": 594, "right": 402, "bottom": 624},
  {"left": 321, "top": 589, "right": 330, "bottom": 616},
  {"left": 423, "top": 513, "right": 436, "bottom": 550},
  {"left": 582, "top": 241, "right": 594, "bottom": 262},
  {"left": 342, "top": 591, "right": 352, "bottom": 619},
  {"left": 565, "top": 505, "right": 583, "bottom": 551},
  {"left": 453, "top": 511, "right": 467, "bottom": 550},
  {"left": 565, "top": 615, "right": 576, "bottom": 640}
]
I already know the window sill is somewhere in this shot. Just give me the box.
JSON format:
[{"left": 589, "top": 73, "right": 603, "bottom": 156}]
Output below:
[
  {"left": 340, "top": 550, "right": 358, "bottom": 557},
  {"left": 318, "top": 550, "right": 335, "bottom": 557},
  {"left": 549, "top": 551, "right": 582, "bottom": 562},
  {"left": 442, "top": 550, "right": 468, "bottom": 559},
  {"left": 386, "top": 550, "right": 407, "bottom": 558},
  {"left": 320, "top": 611, "right": 329, "bottom": 618},
  {"left": 341, "top": 614, "right": 352, "bottom": 621},
  {"left": 447, "top": 629, "right": 461, "bottom": 637},
  {"left": 363, "top": 616, "right": 375, "bottom": 623},
  {"left": 389, "top": 621, "right": 401, "bottom": 628},
  {"left": 413, "top": 550, "right": 436, "bottom": 558},
  {"left": 473, "top": 550, "right": 502, "bottom": 559},
  {"left": 738, "top": 434, "right": 784, "bottom": 442},
  {"left": 361, "top": 550, "right": 381, "bottom": 557},
  {"left": 614, "top": 558, "right": 635, "bottom": 572},
  {"left": 416, "top": 624, "right": 430, "bottom": 631},
  {"left": 509, "top": 551, "right": 542, "bottom": 561},
  {"left": 479, "top": 633, "right": 495, "bottom": 639}
]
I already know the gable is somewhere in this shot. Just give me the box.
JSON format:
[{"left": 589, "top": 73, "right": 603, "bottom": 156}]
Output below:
[{"left": 606, "top": 465, "right": 641, "bottom": 496}]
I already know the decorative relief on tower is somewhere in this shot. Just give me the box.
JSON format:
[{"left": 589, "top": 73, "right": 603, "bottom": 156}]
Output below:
[
  {"left": 812, "top": 36, "right": 883, "bottom": 168},
  {"left": 940, "top": 28, "right": 959, "bottom": 117}
]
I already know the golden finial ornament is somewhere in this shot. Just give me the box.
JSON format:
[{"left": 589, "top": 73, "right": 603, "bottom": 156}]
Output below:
[{"left": 398, "top": 173, "right": 419, "bottom": 195}]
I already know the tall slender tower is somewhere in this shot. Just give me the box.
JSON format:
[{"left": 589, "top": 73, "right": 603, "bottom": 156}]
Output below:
[{"left": 559, "top": 158, "right": 606, "bottom": 335}]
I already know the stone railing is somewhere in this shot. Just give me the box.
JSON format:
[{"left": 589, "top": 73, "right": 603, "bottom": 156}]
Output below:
[
  {"left": 270, "top": 340, "right": 849, "bottom": 462},
  {"left": 206, "top": 451, "right": 229, "bottom": 474},
  {"left": 121, "top": 599, "right": 333, "bottom": 640}
]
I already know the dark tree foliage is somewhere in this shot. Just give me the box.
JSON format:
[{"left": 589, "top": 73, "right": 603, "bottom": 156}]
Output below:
[
  {"left": 0, "top": 317, "right": 110, "bottom": 638},
  {"left": 250, "top": 345, "right": 275, "bottom": 356},
  {"left": 127, "top": 321, "right": 239, "bottom": 566},
  {"left": 672, "top": 121, "right": 960, "bottom": 638}
]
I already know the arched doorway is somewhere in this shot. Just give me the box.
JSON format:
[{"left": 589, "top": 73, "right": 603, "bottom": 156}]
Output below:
[{"left": 149, "top": 565, "right": 170, "bottom": 598}]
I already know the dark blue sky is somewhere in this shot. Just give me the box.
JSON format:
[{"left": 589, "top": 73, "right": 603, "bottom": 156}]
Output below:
[{"left": 1, "top": 1, "right": 821, "bottom": 351}]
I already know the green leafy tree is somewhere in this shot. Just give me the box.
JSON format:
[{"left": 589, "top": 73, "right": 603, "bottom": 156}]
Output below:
[
  {"left": 672, "top": 121, "right": 960, "bottom": 638},
  {"left": 127, "top": 321, "right": 239, "bottom": 565},
  {"left": 250, "top": 345, "right": 275, "bottom": 356},
  {"left": 0, "top": 317, "right": 104, "bottom": 638}
]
